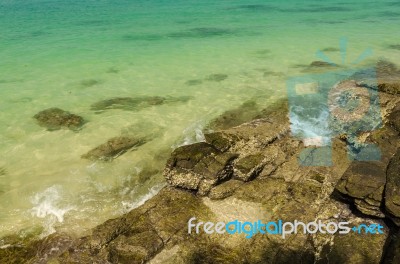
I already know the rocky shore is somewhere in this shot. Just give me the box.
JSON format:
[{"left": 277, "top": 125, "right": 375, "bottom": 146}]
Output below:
[{"left": 1, "top": 60, "right": 400, "bottom": 264}]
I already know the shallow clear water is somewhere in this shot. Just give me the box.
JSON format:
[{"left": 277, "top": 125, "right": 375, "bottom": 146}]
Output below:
[{"left": 1, "top": 0, "right": 400, "bottom": 238}]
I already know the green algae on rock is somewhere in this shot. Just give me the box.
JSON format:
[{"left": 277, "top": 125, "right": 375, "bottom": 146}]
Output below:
[
  {"left": 90, "top": 96, "right": 193, "bottom": 113},
  {"left": 33, "top": 107, "right": 85, "bottom": 131},
  {"left": 205, "top": 73, "right": 228, "bottom": 82},
  {"left": 81, "top": 136, "right": 147, "bottom": 161}
]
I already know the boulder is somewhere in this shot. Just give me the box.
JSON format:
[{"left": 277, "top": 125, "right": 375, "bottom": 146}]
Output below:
[
  {"left": 233, "top": 153, "right": 265, "bottom": 181},
  {"left": 164, "top": 142, "right": 238, "bottom": 194}
]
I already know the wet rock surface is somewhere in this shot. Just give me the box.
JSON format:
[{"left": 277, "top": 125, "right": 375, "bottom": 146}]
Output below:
[
  {"left": 33, "top": 107, "right": 85, "bottom": 131},
  {"left": 82, "top": 136, "right": 147, "bottom": 161}
]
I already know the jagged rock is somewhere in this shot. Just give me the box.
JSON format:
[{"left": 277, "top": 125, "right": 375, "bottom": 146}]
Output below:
[
  {"left": 335, "top": 161, "right": 387, "bottom": 218},
  {"left": 82, "top": 136, "right": 146, "bottom": 161},
  {"left": 388, "top": 104, "right": 400, "bottom": 132},
  {"left": 233, "top": 153, "right": 265, "bottom": 181},
  {"left": 33, "top": 107, "right": 84, "bottom": 131},
  {"left": 204, "top": 132, "right": 238, "bottom": 152},
  {"left": 382, "top": 230, "right": 400, "bottom": 264},
  {"left": 385, "top": 148, "right": 400, "bottom": 225},
  {"left": 90, "top": 96, "right": 192, "bottom": 113},
  {"left": 164, "top": 142, "right": 238, "bottom": 194},
  {"left": 208, "top": 179, "right": 242, "bottom": 200}
]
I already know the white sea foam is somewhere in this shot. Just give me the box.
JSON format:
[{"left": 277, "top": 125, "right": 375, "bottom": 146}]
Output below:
[
  {"left": 174, "top": 122, "right": 206, "bottom": 148},
  {"left": 289, "top": 105, "right": 332, "bottom": 146},
  {"left": 121, "top": 183, "right": 166, "bottom": 212},
  {"left": 30, "top": 185, "right": 74, "bottom": 236}
]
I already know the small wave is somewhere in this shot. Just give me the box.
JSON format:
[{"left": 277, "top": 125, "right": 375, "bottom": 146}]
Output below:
[
  {"left": 174, "top": 121, "right": 206, "bottom": 148},
  {"left": 30, "top": 185, "right": 74, "bottom": 236},
  {"left": 121, "top": 183, "right": 165, "bottom": 212}
]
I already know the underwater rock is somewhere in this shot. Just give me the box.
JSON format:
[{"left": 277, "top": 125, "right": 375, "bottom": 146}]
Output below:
[
  {"left": 81, "top": 136, "right": 146, "bottom": 161},
  {"left": 90, "top": 96, "right": 192, "bottom": 113},
  {"left": 106, "top": 67, "right": 119, "bottom": 74},
  {"left": 206, "top": 73, "right": 228, "bottom": 82},
  {"left": 321, "top": 47, "right": 340, "bottom": 52},
  {"left": 388, "top": 44, "right": 400, "bottom": 50},
  {"left": 81, "top": 79, "right": 100, "bottom": 87},
  {"left": 208, "top": 100, "right": 260, "bottom": 130},
  {"left": 309, "top": 60, "right": 338, "bottom": 68},
  {"left": 168, "top": 27, "right": 234, "bottom": 39},
  {"left": 33, "top": 107, "right": 84, "bottom": 131},
  {"left": 185, "top": 79, "right": 203, "bottom": 86}
]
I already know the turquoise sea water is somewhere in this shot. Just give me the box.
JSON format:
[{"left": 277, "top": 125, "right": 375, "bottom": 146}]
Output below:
[{"left": 1, "top": 0, "right": 400, "bottom": 238}]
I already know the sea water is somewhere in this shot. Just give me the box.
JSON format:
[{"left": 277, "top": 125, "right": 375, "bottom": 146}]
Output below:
[{"left": 0, "top": 0, "right": 400, "bottom": 238}]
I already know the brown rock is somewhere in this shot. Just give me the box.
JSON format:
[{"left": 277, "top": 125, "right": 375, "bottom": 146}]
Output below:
[
  {"left": 82, "top": 137, "right": 146, "bottom": 161},
  {"left": 33, "top": 107, "right": 84, "bottom": 131}
]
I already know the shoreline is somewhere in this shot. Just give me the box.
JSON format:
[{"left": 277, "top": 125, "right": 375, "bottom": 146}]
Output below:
[{"left": 1, "top": 59, "right": 400, "bottom": 263}]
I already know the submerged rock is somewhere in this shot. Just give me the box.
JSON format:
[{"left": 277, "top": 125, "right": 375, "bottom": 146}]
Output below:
[
  {"left": 299, "top": 60, "right": 339, "bottom": 72},
  {"left": 185, "top": 79, "right": 203, "bottom": 86},
  {"left": 90, "top": 96, "right": 192, "bottom": 113},
  {"left": 33, "top": 107, "right": 85, "bottom": 131},
  {"left": 206, "top": 73, "right": 228, "bottom": 82},
  {"left": 208, "top": 100, "right": 260, "bottom": 130},
  {"left": 81, "top": 79, "right": 101, "bottom": 87},
  {"left": 81, "top": 136, "right": 146, "bottom": 161}
]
